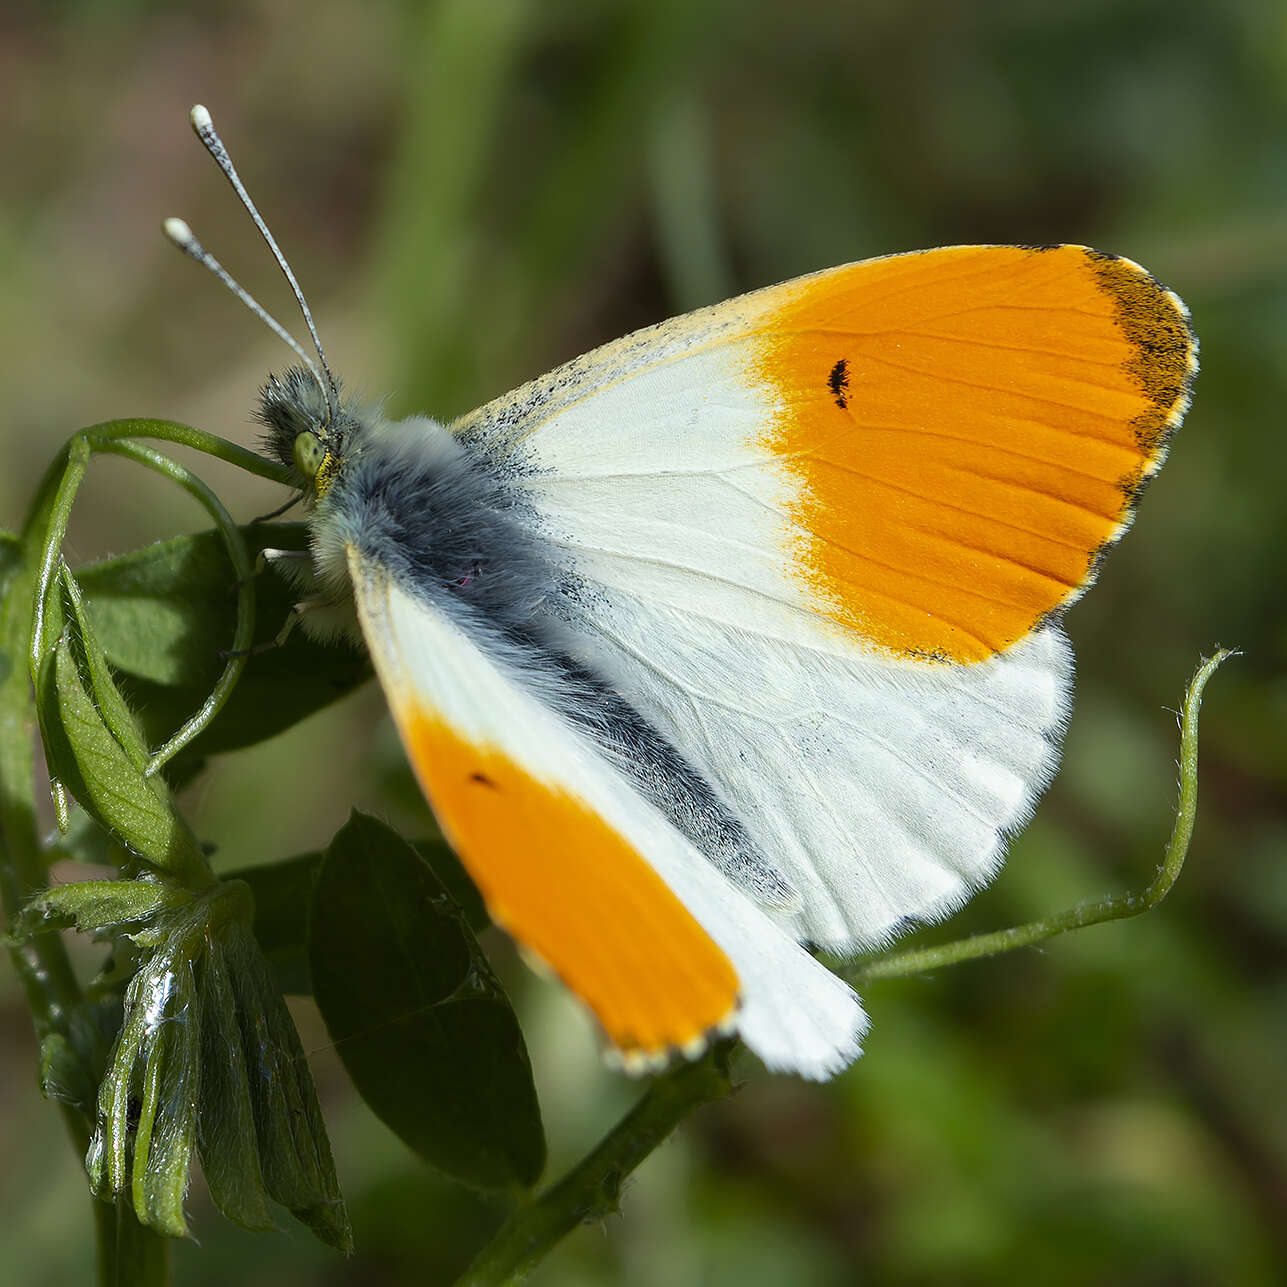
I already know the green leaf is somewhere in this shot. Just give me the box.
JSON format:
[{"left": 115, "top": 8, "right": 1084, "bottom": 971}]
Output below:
[
  {"left": 60, "top": 568, "right": 148, "bottom": 773},
  {"left": 15, "top": 879, "right": 189, "bottom": 942},
  {"left": 129, "top": 963, "right": 201, "bottom": 1239},
  {"left": 230, "top": 854, "right": 324, "bottom": 996},
  {"left": 195, "top": 939, "right": 276, "bottom": 1233},
  {"left": 310, "top": 812, "right": 545, "bottom": 1190},
  {"left": 228, "top": 836, "right": 489, "bottom": 997},
  {"left": 87, "top": 922, "right": 202, "bottom": 1238},
  {"left": 81, "top": 882, "right": 350, "bottom": 1249},
  {"left": 35, "top": 597, "right": 209, "bottom": 885},
  {"left": 76, "top": 527, "right": 246, "bottom": 688},
  {"left": 77, "top": 524, "right": 370, "bottom": 768},
  {"left": 37, "top": 991, "right": 121, "bottom": 1123},
  {"left": 412, "top": 834, "right": 490, "bottom": 935},
  {"left": 39, "top": 1031, "right": 100, "bottom": 1117},
  {"left": 222, "top": 921, "right": 352, "bottom": 1251}
]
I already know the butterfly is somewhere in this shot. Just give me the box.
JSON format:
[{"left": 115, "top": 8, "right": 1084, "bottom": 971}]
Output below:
[{"left": 169, "top": 106, "right": 1196, "bottom": 1079}]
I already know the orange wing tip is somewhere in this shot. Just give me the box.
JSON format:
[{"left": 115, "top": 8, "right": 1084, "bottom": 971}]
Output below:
[
  {"left": 520, "top": 942, "right": 739, "bottom": 1075},
  {"left": 604, "top": 1046, "right": 670, "bottom": 1078},
  {"left": 1080, "top": 248, "right": 1196, "bottom": 467},
  {"left": 398, "top": 712, "right": 742, "bottom": 1072},
  {"left": 757, "top": 242, "right": 1197, "bottom": 664},
  {"left": 520, "top": 940, "right": 741, "bottom": 1073},
  {"left": 1082, "top": 250, "right": 1195, "bottom": 403},
  {"left": 601, "top": 1002, "right": 742, "bottom": 1077},
  {"left": 1042, "top": 247, "right": 1197, "bottom": 615}
]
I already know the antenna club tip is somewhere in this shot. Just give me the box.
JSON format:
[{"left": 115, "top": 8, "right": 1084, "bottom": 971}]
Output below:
[
  {"left": 162, "top": 217, "right": 195, "bottom": 248},
  {"left": 189, "top": 104, "right": 213, "bottom": 132}
]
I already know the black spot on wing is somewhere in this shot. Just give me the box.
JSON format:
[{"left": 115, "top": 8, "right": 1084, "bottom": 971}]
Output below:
[{"left": 828, "top": 357, "right": 850, "bottom": 410}]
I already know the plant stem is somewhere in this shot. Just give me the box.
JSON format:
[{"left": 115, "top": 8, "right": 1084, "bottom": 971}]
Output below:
[
  {"left": 96, "top": 1198, "right": 171, "bottom": 1287},
  {"left": 454, "top": 1047, "right": 736, "bottom": 1286},
  {"left": 84, "top": 419, "right": 293, "bottom": 487},
  {"left": 2, "top": 419, "right": 292, "bottom": 1285},
  {"left": 30, "top": 436, "right": 90, "bottom": 673},
  {"left": 29, "top": 423, "right": 275, "bottom": 780},
  {"left": 2, "top": 495, "right": 137, "bottom": 1281},
  {"left": 90, "top": 438, "right": 255, "bottom": 775},
  {"left": 849, "top": 648, "right": 1234, "bottom": 986},
  {"left": 1, "top": 492, "right": 87, "bottom": 1048}
]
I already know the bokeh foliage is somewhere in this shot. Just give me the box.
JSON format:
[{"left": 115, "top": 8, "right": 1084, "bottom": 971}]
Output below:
[{"left": 2, "top": 0, "right": 1285, "bottom": 1284}]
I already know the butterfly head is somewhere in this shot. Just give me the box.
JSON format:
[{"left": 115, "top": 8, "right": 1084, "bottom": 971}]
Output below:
[{"left": 257, "top": 365, "right": 359, "bottom": 499}]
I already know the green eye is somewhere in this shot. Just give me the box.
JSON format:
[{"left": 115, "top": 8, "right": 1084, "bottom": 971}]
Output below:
[{"left": 294, "top": 431, "right": 324, "bottom": 478}]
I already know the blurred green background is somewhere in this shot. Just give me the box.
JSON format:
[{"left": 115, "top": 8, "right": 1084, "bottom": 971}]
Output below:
[{"left": 3, "top": 0, "right": 1287, "bottom": 1283}]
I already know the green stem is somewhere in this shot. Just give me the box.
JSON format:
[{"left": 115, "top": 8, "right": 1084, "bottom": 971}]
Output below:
[
  {"left": 30, "top": 436, "right": 90, "bottom": 675},
  {"left": 29, "top": 419, "right": 283, "bottom": 684},
  {"left": 849, "top": 648, "right": 1235, "bottom": 986},
  {"left": 31, "top": 424, "right": 267, "bottom": 788},
  {"left": 454, "top": 1048, "right": 736, "bottom": 1286},
  {"left": 90, "top": 439, "right": 255, "bottom": 775},
  {"left": 82, "top": 418, "right": 293, "bottom": 487},
  {"left": 1, "top": 514, "right": 86, "bottom": 1038},
  {"left": 96, "top": 1199, "right": 170, "bottom": 1287},
  {"left": 1, "top": 484, "right": 102, "bottom": 1259}
]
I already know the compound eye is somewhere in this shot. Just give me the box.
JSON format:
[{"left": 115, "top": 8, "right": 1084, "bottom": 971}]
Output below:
[{"left": 293, "top": 430, "right": 324, "bottom": 478}]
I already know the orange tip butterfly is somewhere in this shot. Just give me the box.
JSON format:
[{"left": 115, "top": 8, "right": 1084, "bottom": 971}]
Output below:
[{"left": 167, "top": 105, "right": 1196, "bottom": 1080}]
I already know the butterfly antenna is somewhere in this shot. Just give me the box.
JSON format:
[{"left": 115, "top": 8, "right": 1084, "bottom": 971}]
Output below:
[
  {"left": 170, "top": 104, "right": 339, "bottom": 419},
  {"left": 162, "top": 216, "right": 330, "bottom": 406}
]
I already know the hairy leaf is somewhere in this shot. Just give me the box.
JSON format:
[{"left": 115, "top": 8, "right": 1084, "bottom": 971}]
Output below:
[
  {"left": 230, "top": 854, "right": 324, "bottom": 996},
  {"left": 77, "top": 524, "right": 370, "bottom": 770},
  {"left": 195, "top": 938, "right": 277, "bottom": 1233},
  {"left": 15, "top": 879, "right": 189, "bottom": 941},
  {"left": 79, "top": 881, "right": 351, "bottom": 1249},
  {"left": 35, "top": 596, "right": 207, "bottom": 884},
  {"left": 310, "top": 812, "right": 545, "bottom": 1189},
  {"left": 230, "top": 834, "right": 489, "bottom": 997}
]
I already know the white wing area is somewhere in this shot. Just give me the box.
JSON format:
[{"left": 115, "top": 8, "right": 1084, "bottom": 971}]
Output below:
[
  {"left": 561, "top": 592, "right": 1071, "bottom": 950},
  {"left": 350, "top": 555, "right": 867, "bottom": 1079},
  {"left": 465, "top": 320, "right": 827, "bottom": 649},
  {"left": 455, "top": 320, "right": 1075, "bottom": 953}
]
